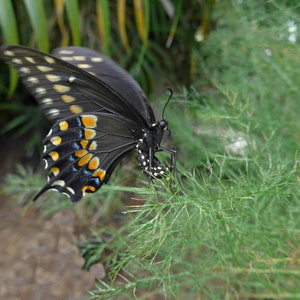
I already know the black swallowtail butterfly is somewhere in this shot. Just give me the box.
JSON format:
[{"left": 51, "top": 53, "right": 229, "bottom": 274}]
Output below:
[{"left": 0, "top": 45, "right": 173, "bottom": 202}]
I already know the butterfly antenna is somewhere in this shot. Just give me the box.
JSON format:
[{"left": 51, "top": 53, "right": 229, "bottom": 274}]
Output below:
[{"left": 162, "top": 88, "right": 173, "bottom": 120}]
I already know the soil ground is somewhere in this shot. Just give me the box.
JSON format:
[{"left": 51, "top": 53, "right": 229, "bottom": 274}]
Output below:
[{"left": 0, "top": 197, "right": 105, "bottom": 300}]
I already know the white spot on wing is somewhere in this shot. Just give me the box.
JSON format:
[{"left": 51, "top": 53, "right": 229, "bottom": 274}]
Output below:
[
  {"left": 66, "top": 187, "right": 75, "bottom": 195},
  {"left": 27, "top": 76, "right": 39, "bottom": 83},
  {"left": 52, "top": 180, "right": 65, "bottom": 187},
  {"left": 62, "top": 192, "right": 71, "bottom": 198},
  {"left": 58, "top": 50, "right": 74, "bottom": 54},
  {"left": 47, "top": 109, "right": 60, "bottom": 117},
  {"left": 41, "top": 97, "right": 53, "bottom": 105},
  {"left": 4, "top": 50, "right": 14, "bottom": 56},
  {"left": 43, "top": 158, "right": 48, "bottom": 168},
  {"left": 19, "top": 67, "right": 30, "bottom": 74},
  {"left": 78, "top": 64, "right": 92, "bottom": 69},
  {"left": 91, "top": 57, "right": 103, "bottom": 62},
  {"left": 25, "top": 56, "right": 35, "bottom": 63},
  {"left": 12, "top": 58, "right": 22, "bottom": 64},
  {"left": 35, "top": 87, "right": 46, "bottom": 95},
  {"left": 46, "top": 128, "right": 53, "bottom": 137},
  {"left": 44, "top": 56, "right": 55, "bottom": 64},
  {"left": 73, "top": 56, "right": 86, "bottom": 61},
  {"left": 68, "top": 75, "right": 76, "bottom": 83}
]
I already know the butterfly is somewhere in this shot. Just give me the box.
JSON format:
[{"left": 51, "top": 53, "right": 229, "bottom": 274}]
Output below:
[{"left": 0, "top": 45, "right": 173, "bottom": 202}]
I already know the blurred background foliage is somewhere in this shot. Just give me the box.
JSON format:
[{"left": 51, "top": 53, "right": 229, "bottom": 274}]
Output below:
[
  {"left": 1, "top": 1, "right": 300, "bottom": 298},
  {"left": 0, "top": 0, "right": 215, "bottom": 159}
]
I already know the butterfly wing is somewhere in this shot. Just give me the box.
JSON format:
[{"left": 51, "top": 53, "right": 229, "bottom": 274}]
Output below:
[
  {"left": 51, "top": 46, "right": 156, "bottom": 124},
  {"left": 0, "top": 45, "right": 149, "bottom": 127},
  {"left": 0, "top": 45, "right": 169, "bottom": 202},
  {"left": 35, "top": 113, "right": 142, "bottom": 202}
]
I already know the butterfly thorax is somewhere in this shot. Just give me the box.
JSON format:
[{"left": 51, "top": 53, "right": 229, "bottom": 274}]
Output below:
[{"left": 137, "top": 119, "right": 168, "bottom": 177}]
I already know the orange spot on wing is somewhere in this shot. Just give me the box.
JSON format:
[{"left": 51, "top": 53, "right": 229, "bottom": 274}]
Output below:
[
  {"left": 78, "top": 154, "right": 93, "bottom": 166},
  {"left": 93, "top": 169, "right": 106, "bottom": 181},
  {"left": 81, "top": 115, "right": 97, "bottom": 128},
  {"left": 75, "top": 149, "right": 88, "bottom": 157},
  {"left": 59, "top": 121, "right": 69, "bottom": 131},
  {"left": 88, "top": 157, "right": 99, "bottom": 170},
  {"left": 80, "top": 140, "right": 89, "bottom": 148},
  {"left": 84, "top": 129, "right": 96, "bottom": 139},
  {"left": 82, "top": 185, "right": 96, "bottom": 195}
]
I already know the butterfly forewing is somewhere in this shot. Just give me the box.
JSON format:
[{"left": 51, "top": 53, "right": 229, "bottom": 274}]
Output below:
[
  {"left": 52, "top": 47, "right": 156, "bottom": 125},
  {"left": 0, "top": 45, "right": 147, "bottom": 126}
]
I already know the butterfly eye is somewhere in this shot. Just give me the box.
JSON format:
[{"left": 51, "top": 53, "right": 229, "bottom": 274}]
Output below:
[{"left": 159, "top": 120, "right": 168, "bottom": 130}]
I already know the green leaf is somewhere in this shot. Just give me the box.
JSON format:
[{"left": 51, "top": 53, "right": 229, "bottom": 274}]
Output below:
[
  {"left": 97, "top": 0, "right": 111, "bottom": 55},
  {"left": 65, "top": 0, "right": 81, "bottom": 46},
  {"left": 23, "top": 0, "right": 49, "bottom": 52},
  {"left": 0, "top": 0, "right": 19, "bottom": 95}
]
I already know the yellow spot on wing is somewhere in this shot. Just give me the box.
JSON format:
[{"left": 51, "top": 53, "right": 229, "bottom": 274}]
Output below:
[
  {"left": 50, "top": 136, "right": 62, "bottom": 145},
  {"left": 59, "top": 121, "right": 69, "bottom": 131},
  {"left": 37, "top": 65, "right": 53, "bottom": 72},
  {"left": 81, "top": 115, "right": 97, "bottom": 128},
  {"left": 53, "top": 84, "right": 70, "bottom": 93},
  {"left": 48, "top": 151, "right": 59, "bottom": 161},
  {"left": 69, "top": 105, "right": 83, "bottom": 114},
  {"left": 50, "top": 167, "right": 59, "bottom": 176},
  {"left": 46, "top": 74, "right": 61, "bottom": 82},
  {"left": 89, "top": 141, "right": 97, "bottom": 150},
  {"left": 61, "top": 95, "right": 75, "bottom": 103}
]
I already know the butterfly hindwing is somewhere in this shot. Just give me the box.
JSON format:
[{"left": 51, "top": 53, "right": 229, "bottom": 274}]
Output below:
[{"left": 35, "top": 113, "right": 142, "bottom": 202}]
